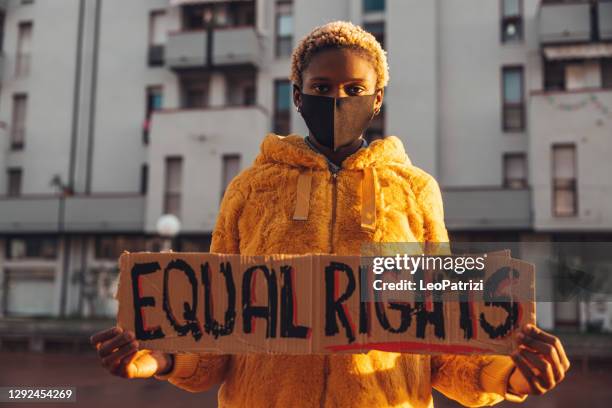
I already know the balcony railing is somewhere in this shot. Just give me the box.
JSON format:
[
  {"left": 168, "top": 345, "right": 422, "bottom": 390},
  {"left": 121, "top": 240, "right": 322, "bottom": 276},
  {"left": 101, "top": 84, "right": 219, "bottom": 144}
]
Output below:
[
  {"left": 166, "top": 26, "right": 261, "bottom": 70},
  {"left": 539, "top": 2, "right": 591, "bottom": 44},
  {"left": 0, "top": 194, "right": 146, "bottom": 233},
  {"left": 442, "top": 187, "right": 532, "bottom": 230}
]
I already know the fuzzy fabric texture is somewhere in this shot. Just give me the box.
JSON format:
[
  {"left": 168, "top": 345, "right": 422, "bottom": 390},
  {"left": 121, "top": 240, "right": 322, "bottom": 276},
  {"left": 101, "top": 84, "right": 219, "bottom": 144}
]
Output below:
[{"left": 156, "top": 134, "right": 527, "bottom": 407}]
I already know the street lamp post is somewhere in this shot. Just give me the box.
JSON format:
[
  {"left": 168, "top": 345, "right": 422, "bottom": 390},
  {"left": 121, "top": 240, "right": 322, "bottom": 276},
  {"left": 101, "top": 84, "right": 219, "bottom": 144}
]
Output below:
[{"left": 156, "top": 214, "right": 181, "bottom": 251}]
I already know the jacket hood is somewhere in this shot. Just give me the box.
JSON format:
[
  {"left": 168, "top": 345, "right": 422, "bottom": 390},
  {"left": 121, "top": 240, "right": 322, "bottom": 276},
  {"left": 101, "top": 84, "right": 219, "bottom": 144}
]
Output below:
[
  {"left": 254, "top": 133, "right": 412, "bottom": 170},
  {"left": 254, "top": 133, "right": 414, "bottom": 232}
]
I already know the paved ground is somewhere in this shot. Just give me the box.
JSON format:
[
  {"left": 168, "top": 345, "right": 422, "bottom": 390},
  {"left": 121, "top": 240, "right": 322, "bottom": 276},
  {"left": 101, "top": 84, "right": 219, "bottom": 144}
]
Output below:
[{"left": 1, "top": 351, "right": 611, "bottom": 408}]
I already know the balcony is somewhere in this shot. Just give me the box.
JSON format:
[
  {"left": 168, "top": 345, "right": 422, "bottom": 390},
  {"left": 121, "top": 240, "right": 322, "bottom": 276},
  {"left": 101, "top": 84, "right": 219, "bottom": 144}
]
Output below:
[
  {"left": 538, "top": 2, "right": 591, "bottom": 44},
  {"left": 166, "top": 27, "right": 261, "bottom": 70},
  {"left": 529, "top": 89, "right": 612, "bottom": 230},
  {"left": 442, "top": 188, "right": 532, "bottom": 230},
  {"left": 146, "top": 106, "right": 269, "bottom": 232},
  {"left": 0, "top": 196, "right": 60, "bottom": 232},
  {"left": 0, "top": 195, "right": 145, "bottom": 233},
  {"left": 63, "top": 195, "right": 145, "bottom": 232}
]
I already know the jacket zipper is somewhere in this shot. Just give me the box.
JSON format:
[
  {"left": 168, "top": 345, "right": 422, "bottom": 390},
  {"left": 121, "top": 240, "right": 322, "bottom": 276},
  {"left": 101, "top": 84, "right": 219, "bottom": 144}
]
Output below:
[
  {"left": 321, "top": 169, "right": 338, "bottom": 408},
  {"left": 329, "top": 170, "right": 338, "bottom": 254}
]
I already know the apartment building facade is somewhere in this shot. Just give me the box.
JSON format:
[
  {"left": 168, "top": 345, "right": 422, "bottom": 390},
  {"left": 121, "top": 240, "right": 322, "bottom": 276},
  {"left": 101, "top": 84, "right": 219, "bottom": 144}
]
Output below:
[{"left": 0, "top": 0, "right": 611, "bottom": 334}]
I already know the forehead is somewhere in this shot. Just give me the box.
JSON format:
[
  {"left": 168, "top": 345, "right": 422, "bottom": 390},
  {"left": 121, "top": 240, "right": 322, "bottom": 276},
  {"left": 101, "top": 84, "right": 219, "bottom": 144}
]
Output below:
[{"left": 302, "top": 48, "right": 377, "bottom": 84}]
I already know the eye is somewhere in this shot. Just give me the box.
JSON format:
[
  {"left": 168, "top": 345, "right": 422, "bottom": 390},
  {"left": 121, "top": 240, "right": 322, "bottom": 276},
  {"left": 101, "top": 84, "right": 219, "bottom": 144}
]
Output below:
[
  {"left": 312, "top": 84, "right": 330, "bottom": 94},
  {"left": 346, "top": 85, "right": 366, "bottom": 96}
]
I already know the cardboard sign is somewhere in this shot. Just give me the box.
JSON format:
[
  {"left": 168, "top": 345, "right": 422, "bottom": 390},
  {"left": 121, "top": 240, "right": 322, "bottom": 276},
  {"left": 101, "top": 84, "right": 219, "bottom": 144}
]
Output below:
[{"left": 116, "top": 252, "right": 535, "bottom": 355}]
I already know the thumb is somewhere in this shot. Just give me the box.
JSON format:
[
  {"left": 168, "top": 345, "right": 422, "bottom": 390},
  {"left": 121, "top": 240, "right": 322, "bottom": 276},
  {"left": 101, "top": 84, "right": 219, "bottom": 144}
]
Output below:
[{"left": 126, "top": 350, "right": 158, "bottom": 378}]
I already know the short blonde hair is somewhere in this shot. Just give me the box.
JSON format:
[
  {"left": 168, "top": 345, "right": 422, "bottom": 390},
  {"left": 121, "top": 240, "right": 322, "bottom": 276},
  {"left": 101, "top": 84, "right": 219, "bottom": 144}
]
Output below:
[{"left": 290, "top": 21, "right": 389, "bottom": 90}]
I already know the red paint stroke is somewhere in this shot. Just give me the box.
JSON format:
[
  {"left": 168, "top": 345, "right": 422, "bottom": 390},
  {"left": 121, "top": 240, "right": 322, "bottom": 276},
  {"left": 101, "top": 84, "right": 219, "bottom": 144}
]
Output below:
[
  {"left": 326, "top": 341, "right": 492, "bottom": 354},
  {"left": 334, "top": 269, "right": 356, "bottom": 337}
]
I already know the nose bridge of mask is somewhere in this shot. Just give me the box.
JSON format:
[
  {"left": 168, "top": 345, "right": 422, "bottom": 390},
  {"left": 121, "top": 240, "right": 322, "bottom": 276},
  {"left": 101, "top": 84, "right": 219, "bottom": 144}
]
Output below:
[{"left": 333, "top": 94, "right": 376, "bottom": 151}]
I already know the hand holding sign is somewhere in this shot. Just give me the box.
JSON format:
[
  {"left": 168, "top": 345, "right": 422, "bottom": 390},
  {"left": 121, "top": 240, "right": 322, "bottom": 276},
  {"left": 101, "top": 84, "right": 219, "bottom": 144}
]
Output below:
[
  {"left": 90, "top": 327, "right": 173, "bottom": 379},
  {"left": 508, "top": 324, "right": 570, "bottom": 396}
]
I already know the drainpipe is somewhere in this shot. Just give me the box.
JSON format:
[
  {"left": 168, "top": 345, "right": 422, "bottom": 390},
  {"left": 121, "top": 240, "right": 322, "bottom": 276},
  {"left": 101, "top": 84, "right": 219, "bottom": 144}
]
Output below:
[{"left": 204, "top": 9, "right": 214, "bottom": 68}]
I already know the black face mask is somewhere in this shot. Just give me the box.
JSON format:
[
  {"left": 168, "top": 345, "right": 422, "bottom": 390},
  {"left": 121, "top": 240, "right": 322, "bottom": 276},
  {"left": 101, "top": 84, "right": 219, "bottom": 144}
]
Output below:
[{"left": 299, "top": 92, "right": 377, "bottom": 151}]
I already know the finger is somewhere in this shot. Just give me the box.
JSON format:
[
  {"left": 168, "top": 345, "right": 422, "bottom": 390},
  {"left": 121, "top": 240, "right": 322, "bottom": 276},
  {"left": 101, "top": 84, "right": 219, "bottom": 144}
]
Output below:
[
  {"left": 103, "top": 341, "right": 139, "bottom": 370},
  {"left": 511, "top": 353, "right": 546, "bottom": 395},
  {"left": 519, "top": 332, "right": 558, "bottom": 363},
  {"left": 111, "top": 350, "right": 139, "bottom": 378},
  {"left": 90, "top": 327, "right": 122, "bottom": 347},
  {"left": 519, "top": 339, "right": 564, "bottom": 382},
  {"left": 520, "top": 349, "right": 555, "bottom": 389},
  {"left": 98, "top": 331, "right": 135, "bottom": 358},
  {"left": 523, "top": 325, "right": 570, "bottom": 371}
]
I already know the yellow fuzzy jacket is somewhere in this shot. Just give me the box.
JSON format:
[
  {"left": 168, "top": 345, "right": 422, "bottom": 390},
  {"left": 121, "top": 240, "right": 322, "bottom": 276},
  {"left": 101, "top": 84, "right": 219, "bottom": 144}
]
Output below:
[{"left": 154, "top": 134, "right": 527, "bottom": 407}]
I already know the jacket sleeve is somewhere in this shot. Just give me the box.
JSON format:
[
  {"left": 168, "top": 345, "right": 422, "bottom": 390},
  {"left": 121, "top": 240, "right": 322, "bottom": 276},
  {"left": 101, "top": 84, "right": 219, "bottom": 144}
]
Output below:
[
  {"left": 419, "top": 177, "right": 528, "bottom": 406},
  {"left": 154, "top": 180, "right": 247, "bottom": 392}
]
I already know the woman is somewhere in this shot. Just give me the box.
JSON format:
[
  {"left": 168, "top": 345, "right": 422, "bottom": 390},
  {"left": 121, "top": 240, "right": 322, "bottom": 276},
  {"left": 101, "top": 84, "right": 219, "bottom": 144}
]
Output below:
[{"left": 91, "top": 21, "right": 569, "bottom": 407}]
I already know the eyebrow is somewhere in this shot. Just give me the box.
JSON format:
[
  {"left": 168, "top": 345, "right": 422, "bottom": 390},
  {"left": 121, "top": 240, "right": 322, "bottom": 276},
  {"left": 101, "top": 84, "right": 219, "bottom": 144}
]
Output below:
[{"left": 308, "top": 77, "right": 368, "bottom": 82}]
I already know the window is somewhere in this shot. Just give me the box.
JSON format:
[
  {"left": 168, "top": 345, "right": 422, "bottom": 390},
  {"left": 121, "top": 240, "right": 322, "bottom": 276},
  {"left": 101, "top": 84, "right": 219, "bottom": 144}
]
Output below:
[
  {"left": 0, "top": 13, "right": 5, "bottom": 52},
  {"left": 364, "top": 0, "right": 385, "bottom": 13},
  {"left": 16, "top": 21, "right": 32, "bottom": 77},
  {"left": 226, "top": 71, "right": 256, "bottom": 106},
  {"left": 4, "top": 269, "right": 55, "bottom": 317},
  {"left": 273, "top": 80, "right": 291, "bottom": 134},
  {"left": 544, "top": 60, "right": 566, "bottom": 91},
  {"left": 140, "top": 164, "right": 148, "bottom": 195},
  {"left": 552, "top": 144, "right": 577, "bottom": 217},
  {"left": 275, "top": 1, "right": 293, "bottom": 57},
  {"left": 143, "top": 86, "right": 163, "bottom": 143},
  {"left": 11, "top": 94, "right": 27, "bottom": 149},
  {"left": 7, "top": 168, "right": 22, "bottom": 196},
  {"left": 503, "top": 153, "right": 527, "bottom": 189},
  {"left": 181, "top": 73, "right": 210, "bottom": 108},
  {"left": 181, "top": 2, "right": 255, "bottom": 30},
  {"left": 363, "top": 21, "right": 385, "bottom": 49},
  {"left": 221, "top": 154, "right": 241, "bottom": 200},
  {"left": 603, "top": 58, "right": 612, "bottom": 89},
  {"left": 6, "top": 237, "right": 57, "bottom": 259},
  {"left": 164, "top": 157, "right": 183, "bottom": 217},
  {"left": 148, "top": 10, "right": 167, "bottom": 66},
  {"left": 502, "top": 66, "right": 525, "bottom": 132},
  {"left": 501, "top": 0, "right": 523, "bottom": 43}
]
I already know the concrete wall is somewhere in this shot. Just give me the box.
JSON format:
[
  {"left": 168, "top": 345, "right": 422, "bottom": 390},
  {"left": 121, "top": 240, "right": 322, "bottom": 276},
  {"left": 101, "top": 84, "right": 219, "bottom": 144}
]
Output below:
[
  {"left": 90, "top": 0, "right": 174, "bottom": 194},
  {"left": 146, "top": 107, "right": 267, "bottom": 233},
  {"left": 530, "top": 90, "right": 612, "bottom": 231},
  {"left": 0, "top": 0, "right": 80, "bottom": 194},
  {"left": 437, "top": 0, "right": 538, "bottom": 187}
]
